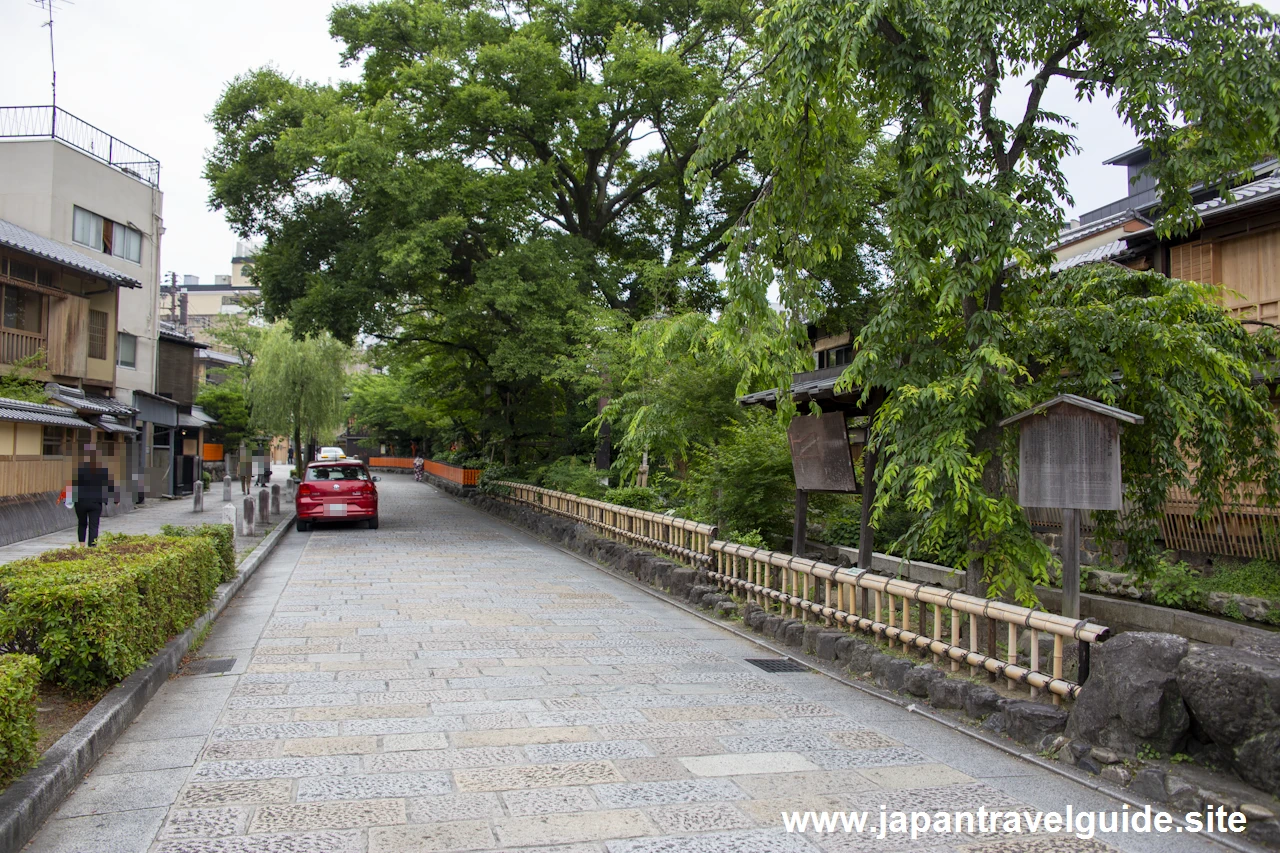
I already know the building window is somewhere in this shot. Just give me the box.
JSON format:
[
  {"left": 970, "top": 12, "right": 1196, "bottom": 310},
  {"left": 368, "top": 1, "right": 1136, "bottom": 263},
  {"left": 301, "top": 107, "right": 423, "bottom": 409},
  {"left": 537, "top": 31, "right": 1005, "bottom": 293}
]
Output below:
[
  {"left": 73, "top": 207, "right": 104, "bottom": 252},
  {"left": 42, "top": 426, "right": 65, "bottom": 457},
  {"left": 1, "top": 285, "right": 43, "bottom": 333},
  {"left": 817, "top": 345, "right": 853, "bottom": 369},
  {"left": 73, "top": 206, "right": 142, "bottom": 264},
  {"left": 88, "top": 310, "right": 109, "bottom": 360},
  {"left": 117, "top": 331, "right": 137, "bottom": 368}
]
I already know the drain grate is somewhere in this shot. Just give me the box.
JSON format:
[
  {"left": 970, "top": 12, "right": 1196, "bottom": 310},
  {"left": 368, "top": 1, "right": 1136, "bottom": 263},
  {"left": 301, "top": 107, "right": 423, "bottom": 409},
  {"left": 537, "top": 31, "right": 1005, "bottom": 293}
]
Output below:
[
  {"left": 184, "top": 657, "right": 236, "bottom": 675},
  {"left": 745, "top": 658, "right": 809, "bottom": 674}
]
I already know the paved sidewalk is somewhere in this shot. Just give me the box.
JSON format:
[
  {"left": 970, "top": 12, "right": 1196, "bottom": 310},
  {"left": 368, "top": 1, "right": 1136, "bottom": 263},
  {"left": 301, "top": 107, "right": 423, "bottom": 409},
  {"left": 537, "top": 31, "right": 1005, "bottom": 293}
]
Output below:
[
  {"left": 0, "top": 464, "right": 293, "bottom": 565},
  {"left": 22, "top": 476, "right": 1231, "bottom": 853}
]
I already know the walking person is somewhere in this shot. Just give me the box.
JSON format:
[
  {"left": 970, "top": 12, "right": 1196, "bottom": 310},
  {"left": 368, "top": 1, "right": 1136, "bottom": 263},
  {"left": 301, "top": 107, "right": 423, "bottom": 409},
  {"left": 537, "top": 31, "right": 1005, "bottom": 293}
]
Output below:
[
  {"left": 239, "top": 439, "right": 251, "bottom": 495},
  {"left": 73, "top": 444, "right": 116, "bottom": 547}
]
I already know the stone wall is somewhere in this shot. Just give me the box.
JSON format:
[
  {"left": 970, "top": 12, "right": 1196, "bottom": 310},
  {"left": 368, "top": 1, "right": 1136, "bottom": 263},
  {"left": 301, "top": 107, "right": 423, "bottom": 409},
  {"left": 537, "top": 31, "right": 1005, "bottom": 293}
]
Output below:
[{"left": 460, "top": 489, "right": 1280, "bottom": 848}]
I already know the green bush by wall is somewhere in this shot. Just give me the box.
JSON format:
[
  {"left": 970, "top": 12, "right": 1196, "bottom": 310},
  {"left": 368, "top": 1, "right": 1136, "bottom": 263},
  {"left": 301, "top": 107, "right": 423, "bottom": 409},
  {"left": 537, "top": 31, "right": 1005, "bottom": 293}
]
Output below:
[
  {"left": 161, "top": 523, "right": 236, "bottom": 581},
  {"left": 0, "top": 535, "right": 221, "bottom": 693},
  {"left": 0, "top": 654, "right": 41, "bottom": 789}
]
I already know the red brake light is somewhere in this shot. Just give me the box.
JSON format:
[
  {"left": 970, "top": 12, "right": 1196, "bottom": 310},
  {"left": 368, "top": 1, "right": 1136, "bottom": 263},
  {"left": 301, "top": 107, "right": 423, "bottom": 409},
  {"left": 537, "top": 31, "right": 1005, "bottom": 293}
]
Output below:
[{"left": 298, "top": 483, "right": 314, "bottom": 497}]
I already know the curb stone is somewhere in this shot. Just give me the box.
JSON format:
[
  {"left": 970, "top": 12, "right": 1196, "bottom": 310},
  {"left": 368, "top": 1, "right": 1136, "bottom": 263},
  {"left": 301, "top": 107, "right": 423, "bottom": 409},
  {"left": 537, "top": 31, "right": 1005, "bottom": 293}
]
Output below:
[{"left": 0, "top": 512, "right": 297, "bottom": 853}]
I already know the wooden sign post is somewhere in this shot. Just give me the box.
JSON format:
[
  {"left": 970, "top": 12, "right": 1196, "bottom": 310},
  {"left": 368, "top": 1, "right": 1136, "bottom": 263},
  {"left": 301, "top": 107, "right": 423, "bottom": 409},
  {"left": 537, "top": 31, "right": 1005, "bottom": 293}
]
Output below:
[
  {"left": 786, "top": 412, "right": 860, "bottom": 556},
  {"left": 999, "top": 395, "right": 1143, "bottom": 620}
]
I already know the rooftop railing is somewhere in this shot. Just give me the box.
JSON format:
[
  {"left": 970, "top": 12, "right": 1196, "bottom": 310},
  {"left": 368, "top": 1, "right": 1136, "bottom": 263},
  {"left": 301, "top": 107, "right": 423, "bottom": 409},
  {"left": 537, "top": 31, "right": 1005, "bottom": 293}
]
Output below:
[{"left": 0, "top": 106, "right": 160, "bottom": 188}]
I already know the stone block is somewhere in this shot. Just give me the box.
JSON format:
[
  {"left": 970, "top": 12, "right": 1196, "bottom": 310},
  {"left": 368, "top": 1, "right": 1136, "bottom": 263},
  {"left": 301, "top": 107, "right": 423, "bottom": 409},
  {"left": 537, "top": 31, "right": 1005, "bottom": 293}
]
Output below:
[
  {"left": 222, "top": 475, "right": 233, "bottom": 502},
  {"left": 963, "top": 685, "right": 1003, "bottom": 719},
  {"left": 271, "top": 484, "right": 282, "bottom": 515},
  {"left": 1100, "top": 764, "right": 1133, "bottom": 787},
  {"left": 1178, "top": 639, "right": 1280, "bottom": 795},
  {"left": 258, "top": 488, "right": 270, "bottom": 524},
  {"left": 193, "top": 481, "right": 204, "bottom": 512},
  {"left": 835, "top": 636, "right": 874, "bottom": 673},
  {"left": 871, "top": 655, "right": 912, "bottom": 692},
  {"left": 814, "top": 631, "right": 846, "bottom": 662},
  {"left": 1066, "top": 632, "right": 1189, "bottom": 757},
  {"left": 744, "top": 609, "right": 767, "bottom": 632},
  {"left": 781, "top": 620, "right": 805, "bottom": 648},
  {"left": 902, "top": 664, "right": 945, "bottom": 698},
  {"left": 1129, "top": 767, "right": 1167, "bottom": 801},
  {"left": 761, "top": 615, "right": 784, "bottom": 638},
  {"left": 240, "top": 497, "right": 255, "bottom": 537},
  {"left": 713, "top": 600, "right": 739, "bottom": 619},
  {"left": 669, "top": 568, "right": 696, "bottom": 598},
  {"left": 926, "top": 675, "right": 970, "bottom": 710},
  {"left": 1002, "top": 700, "right": 1068, "bottom": 744}
]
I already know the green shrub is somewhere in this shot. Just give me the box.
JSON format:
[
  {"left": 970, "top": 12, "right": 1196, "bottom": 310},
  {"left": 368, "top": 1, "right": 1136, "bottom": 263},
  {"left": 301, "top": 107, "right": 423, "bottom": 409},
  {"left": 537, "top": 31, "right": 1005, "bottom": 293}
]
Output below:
[
  {"left": 681, "top": 412, "right": 795, "bottom": 542},
  {"left": 535, "top": 456, "right": 608, "bottom": 499},
  {"left": 161, "top": 523, "right": 236, "bottom": 582},
  {"left": 0, "top": 654, "right": 40, "bottom": 789},
  {"left": 602, "top": 486, "right": 664, "bottom": 512},
  {"left": 0, "top": 535, "right": 221, "bottom": 693}
]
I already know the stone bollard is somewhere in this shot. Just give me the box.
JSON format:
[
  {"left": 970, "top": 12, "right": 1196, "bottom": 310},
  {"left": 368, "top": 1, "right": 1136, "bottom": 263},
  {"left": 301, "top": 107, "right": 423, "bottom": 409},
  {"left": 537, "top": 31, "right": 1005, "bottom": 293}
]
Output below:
[
  {"left": 193, "top": 481, "right": 204, "bottom": 513},
  {"left": 270, "top": 483, "right": 282, "bottom": 515},
  {"left": 286, "top": 477, "right": 296, "bottom": 500},
  {"left": 222, "top": 475, "right": 233, "bottom": 503},
  {"left": 222, "top": 502, "right": 238, "bottom": 532},
  {"left": 241, "top": 496, "right": 256, "bottom": 537},
  {"left": 258, "top": 488, "right": 270, "bottom": 525}
]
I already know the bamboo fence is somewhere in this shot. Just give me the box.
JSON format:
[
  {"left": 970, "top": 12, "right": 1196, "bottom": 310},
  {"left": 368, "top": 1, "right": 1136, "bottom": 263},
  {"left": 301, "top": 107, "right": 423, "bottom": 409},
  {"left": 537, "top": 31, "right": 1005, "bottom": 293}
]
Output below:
[{"left": 497, "top": 482, "right": 1109, "bottom": 701}]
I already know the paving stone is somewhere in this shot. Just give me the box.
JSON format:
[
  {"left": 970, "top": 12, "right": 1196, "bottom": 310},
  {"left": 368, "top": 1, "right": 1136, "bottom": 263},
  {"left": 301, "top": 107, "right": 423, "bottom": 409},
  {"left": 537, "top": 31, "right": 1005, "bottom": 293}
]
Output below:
[
  {"left": 718, "top": 733, "right": 841, "bottom": 753},
  {"left": 451, "top": 726, "right": 596, "bottom": 748},
  {"left": 212, "top": 722, "right": 341, "bottom": 741},
  {"left": 455, "top": 761, "right": 625, "bottom": 791},
  {"left": 203, "top": 740, "right": 283, "bottom": 761},
  {"left": 592, "top": 778, "right": 747, "bottom": 807},
  {"left": 494, "top": 808, "right": 654, "bottom": 846},
  {"left": 342, "top": 715, "right": 468, "bottom": 735},
  {"left": 249, "top": 798, "right": 406, "bottom": 832},
  {"left": 650, "top": 737, "right": 726, "bottom": 757},
  {"left": 826, "top": 729, "right": 903, "bottom": 749},
  {"left": 502, "top": 785, "right": 599, "bottom": 816},
  {"left": 93, "top": 735, "right": 207, "bottom": 774},
  {"left": 281, "top": 735, "right": 379, "bottom": 756},
  {"left": 730, "top": 769, "right": 877, "bottom": 798},
  {"left": 368, "top": 744, "right": 525, "bottom": 772},
  {"left": 647, "top": 802, "right": 753, "bottom": 833},
  {"left": 176, "top": 779, "right": 294, "bottom": 806},
  {"left": 193, "top": 756, "right": 361, "bottom": 781},
  {"left": 614, "top": 758, "right": 692, "bottom": 782},
  {"left": 805, "top": 746, "right": 932, "bottom": 769},
  {"left": 679, "top": 752, "right": 820, "bottom": 777},
  {"left": 605, "top": 829, "right": 815, "bottom": 853},
  {"left": 642, "top": 706, "right": 778, "bottom": 722},
  {"left": 527, "top": 740, "right": 655, "bottom": 763},
  {"left": 405, "top": 792, "right": 504, "bottom": 823},
  {"left": 854, "top": 762, "right": 976, "bottom": 789},
  {"left": 368, "top": 820, "right": 497, "bottom": 853},
  {"left": 296, "top": 772, "right": 452, "bottom": 801},
  {"left": 24, "top": 807, "right": 168, "bottom": 853},
  {"left": 382, "top": 731, "right": 450, "bottom": 751},
  {"left": 154, "top": 830, "right": 364, "bottom": 853},
  {"left": 59, "top": 767, "right": 191, "bottom": 816},
  {"left": 156, "top": 808, "right": 249, "bottom": 839}
]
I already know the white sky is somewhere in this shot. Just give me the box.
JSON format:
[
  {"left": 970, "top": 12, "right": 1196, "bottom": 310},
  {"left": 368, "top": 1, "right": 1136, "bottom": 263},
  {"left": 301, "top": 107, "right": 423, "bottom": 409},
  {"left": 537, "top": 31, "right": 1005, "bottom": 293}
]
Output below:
[{"left": 2, "top": 0, "right": 1277, "bottom": 281}]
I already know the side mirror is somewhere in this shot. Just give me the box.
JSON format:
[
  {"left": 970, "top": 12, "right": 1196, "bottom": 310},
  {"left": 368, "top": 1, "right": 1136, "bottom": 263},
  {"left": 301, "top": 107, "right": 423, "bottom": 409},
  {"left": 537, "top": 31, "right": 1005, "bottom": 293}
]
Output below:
[{"left": 372, "top": 476, "right": 380, "bottom": 482}]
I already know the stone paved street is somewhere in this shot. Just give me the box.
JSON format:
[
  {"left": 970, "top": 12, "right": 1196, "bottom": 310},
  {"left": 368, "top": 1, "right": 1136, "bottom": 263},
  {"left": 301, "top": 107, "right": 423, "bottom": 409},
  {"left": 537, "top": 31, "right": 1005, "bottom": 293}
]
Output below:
[{"left": 23, "top": 475, "right": 1231, "bottom": 853}]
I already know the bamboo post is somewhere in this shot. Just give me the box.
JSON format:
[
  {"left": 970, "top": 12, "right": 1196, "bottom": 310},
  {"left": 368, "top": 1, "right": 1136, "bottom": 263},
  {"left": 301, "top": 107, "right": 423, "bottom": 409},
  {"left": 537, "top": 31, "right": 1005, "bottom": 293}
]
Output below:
[
  {"left": 950, "top": 609, "right": 961, "bottom": 672},
  {"left": 1052, "top": 634, "right": 1064, "bottom": 706},
  {"left": 932, "top": 603, "right": 942, "bottom": 664},
  {"left": 1007, "top": 623, "right": 1018, "bottom": 690},
  {"left": 901, "top": 596, "right": 910, "bottom": 653},
  {"left": 1029, "top": 629, "right": 1040, "bottom": 699},
  {"left": 969, "top": 614, "right": 978, "bottom": 677}
]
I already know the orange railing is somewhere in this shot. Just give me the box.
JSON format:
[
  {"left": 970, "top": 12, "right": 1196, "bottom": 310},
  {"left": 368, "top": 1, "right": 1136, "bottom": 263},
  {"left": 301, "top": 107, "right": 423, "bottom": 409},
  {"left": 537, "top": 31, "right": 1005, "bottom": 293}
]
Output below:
[
  {"left": 369, "top": 456, "right": 414, "bottom": 469},
  {"left": 424, "top": 459, "right": 480, "bottom": 486},
  {"left": 367, "top": 457, "right": 481, "bottom": 486}
]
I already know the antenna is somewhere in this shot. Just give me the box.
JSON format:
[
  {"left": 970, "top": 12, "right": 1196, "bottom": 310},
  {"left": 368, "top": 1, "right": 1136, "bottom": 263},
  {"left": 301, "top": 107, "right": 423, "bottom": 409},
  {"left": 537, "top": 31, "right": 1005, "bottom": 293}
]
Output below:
[{"left": 32, "top": 0, "right": 73, "bottom": 109}]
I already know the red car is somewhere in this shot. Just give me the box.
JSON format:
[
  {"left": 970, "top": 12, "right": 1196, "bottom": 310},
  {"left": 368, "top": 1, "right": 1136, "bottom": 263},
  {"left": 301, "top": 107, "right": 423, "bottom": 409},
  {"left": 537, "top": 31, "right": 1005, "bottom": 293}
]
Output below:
[{"left": 295, "top": 460, "right": 380, "bottom": 531}]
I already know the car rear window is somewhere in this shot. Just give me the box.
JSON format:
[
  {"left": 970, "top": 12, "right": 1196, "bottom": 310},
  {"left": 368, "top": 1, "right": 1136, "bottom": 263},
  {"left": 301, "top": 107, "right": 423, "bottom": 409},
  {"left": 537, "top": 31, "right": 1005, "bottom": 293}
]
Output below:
[{"left": 306, "top": 465, "right": 370, "bottom": 482}]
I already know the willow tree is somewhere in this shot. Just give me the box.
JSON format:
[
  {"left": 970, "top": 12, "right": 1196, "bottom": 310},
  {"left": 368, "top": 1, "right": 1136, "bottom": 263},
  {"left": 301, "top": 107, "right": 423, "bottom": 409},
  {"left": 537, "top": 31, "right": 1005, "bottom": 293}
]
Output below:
[
  {"left": 251, "top": 322, "right": 350, "bottom": 476},
  {"left": 701, "top": 0, "right": 1280, "bottom": 602}
]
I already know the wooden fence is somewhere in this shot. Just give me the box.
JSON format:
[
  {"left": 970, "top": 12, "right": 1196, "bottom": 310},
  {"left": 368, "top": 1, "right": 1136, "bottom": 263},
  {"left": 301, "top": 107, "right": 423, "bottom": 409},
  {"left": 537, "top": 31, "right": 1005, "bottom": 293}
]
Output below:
[
  {"left": 1157, "top": 485, "right": 1280, "bottom": 561},
  {"left": 497, "top": 482, "right": 1109, "bottom": 701}
]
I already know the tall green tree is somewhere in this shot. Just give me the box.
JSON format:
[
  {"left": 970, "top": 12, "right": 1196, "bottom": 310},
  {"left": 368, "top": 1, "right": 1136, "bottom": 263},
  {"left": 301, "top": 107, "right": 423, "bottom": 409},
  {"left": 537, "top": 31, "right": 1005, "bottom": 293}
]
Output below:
[
  {"left": 701, "top": 0, "right": 1280, "bottom": 601},
  {"left": 204, "top": 0, "right": 763, "bottom": 460},
  {"left": 251, "top": 322, "right": 350, "bottom": 476}
]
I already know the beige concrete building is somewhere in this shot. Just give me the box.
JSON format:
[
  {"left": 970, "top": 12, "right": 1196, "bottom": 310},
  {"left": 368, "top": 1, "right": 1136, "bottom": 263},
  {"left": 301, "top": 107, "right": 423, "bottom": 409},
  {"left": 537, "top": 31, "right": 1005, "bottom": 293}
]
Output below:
[{"left": 0, "top": 107, "right": 163, "bottom": 404}]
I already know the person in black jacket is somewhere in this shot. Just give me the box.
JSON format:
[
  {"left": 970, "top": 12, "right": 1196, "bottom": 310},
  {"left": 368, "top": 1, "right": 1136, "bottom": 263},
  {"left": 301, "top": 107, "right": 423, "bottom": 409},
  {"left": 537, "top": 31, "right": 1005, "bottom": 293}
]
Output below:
[{"left": 73, "top": 445, "right": 116, "bottom": 547}]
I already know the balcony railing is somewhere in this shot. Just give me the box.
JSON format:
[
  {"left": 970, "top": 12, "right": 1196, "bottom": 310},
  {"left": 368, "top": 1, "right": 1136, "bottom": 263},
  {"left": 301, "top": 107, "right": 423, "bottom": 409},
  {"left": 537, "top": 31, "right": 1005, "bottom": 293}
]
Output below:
[
  {"left": 0, "top": 329, "right": 46, "bottom": 367},
  {"left": 0, "top": 106, "right": 160, "bottom": 188}
]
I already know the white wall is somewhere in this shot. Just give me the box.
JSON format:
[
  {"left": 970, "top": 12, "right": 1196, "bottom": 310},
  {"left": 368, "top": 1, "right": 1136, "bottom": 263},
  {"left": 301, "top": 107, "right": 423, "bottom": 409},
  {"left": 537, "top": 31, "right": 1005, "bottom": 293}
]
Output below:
[{"left": 0, "top": 139, "right": 164, "bottom": 401}]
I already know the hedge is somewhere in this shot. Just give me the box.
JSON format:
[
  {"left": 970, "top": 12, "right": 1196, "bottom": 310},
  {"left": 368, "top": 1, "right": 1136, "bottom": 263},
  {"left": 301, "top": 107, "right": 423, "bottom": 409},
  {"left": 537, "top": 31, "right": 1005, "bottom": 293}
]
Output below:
[
  {"left": 0, "top": 535, "right": 221, "bottom": 693},
  {"left": 161, "top": 523, "right": 236, "bottom": 581},
  {"left": 0, "top": 654, "right": 40, "bottom": 789}
]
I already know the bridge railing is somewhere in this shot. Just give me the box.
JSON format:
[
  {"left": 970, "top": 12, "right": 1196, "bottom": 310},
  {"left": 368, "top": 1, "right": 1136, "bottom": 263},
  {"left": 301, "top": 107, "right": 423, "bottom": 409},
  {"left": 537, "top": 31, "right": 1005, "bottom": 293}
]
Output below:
[
  {"left": 494, "top": 481, "right": 717, "bottom": 566},
  {"left": 497, "top": 482, "right": 1109, "bottom": 701}
]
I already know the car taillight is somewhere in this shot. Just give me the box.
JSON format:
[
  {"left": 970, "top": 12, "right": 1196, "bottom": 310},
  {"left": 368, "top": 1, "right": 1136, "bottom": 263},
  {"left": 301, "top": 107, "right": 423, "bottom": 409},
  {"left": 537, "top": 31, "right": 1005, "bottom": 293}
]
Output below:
[{"left": 298, "top": 483, "right": 314, "bottom": 498}]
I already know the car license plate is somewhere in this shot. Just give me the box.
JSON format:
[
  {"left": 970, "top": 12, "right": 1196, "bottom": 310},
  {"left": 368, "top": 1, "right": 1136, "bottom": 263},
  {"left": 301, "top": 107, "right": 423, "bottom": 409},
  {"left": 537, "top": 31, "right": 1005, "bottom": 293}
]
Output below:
[{"left": 329, "top": 503, "right": 347, "bottom": 516}]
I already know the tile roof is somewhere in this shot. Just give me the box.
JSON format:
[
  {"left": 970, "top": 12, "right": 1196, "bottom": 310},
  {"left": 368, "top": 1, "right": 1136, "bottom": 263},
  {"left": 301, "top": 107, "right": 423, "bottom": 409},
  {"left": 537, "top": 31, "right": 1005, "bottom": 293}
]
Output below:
[
  {"left": 1125, "top": 173, "right": 1280, "bottom": 240},
  {"left": 1053, "top": 210, "right": 1146, "bottom": 250},
  {"left": 45, "top": 384, "right": 137, "bottom": 415},
  {"left": 0, "top": 219, "right": 142, "bottom": 288},
  {"left": 0, "top": 397, "right": 93, "bottom": 429},
  {"left": 1049, "top": 239, "right": 1129, "bottom": 273}
]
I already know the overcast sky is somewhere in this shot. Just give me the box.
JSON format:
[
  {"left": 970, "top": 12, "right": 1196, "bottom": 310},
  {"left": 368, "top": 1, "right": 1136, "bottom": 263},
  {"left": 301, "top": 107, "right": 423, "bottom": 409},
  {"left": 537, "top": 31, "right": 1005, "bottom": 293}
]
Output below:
[{"left": 3, "top": 0, "right": 1277, "bottom": 281}]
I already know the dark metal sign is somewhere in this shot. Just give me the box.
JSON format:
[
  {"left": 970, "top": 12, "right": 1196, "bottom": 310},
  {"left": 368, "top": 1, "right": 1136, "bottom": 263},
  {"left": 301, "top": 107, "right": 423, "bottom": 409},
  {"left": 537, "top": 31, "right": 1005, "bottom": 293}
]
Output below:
[{"left": 787, "top": 413, "right": 858, "bottom": 492}]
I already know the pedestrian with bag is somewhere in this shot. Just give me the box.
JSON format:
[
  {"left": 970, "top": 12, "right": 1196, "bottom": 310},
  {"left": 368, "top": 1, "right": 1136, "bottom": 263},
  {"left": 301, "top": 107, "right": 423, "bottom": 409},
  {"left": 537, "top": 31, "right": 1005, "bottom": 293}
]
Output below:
[{"left": 73, "top": 444, "right": 116, "bottom": 547}]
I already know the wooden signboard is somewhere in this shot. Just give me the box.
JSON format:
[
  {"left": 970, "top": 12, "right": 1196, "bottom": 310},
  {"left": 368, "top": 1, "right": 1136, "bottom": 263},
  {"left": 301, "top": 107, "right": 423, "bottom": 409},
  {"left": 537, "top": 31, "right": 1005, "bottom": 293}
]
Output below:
[
  {"left": 1017, "top": 408, "right": 1122, "bottom": 511},
  {"left": 787, "top": 412, "right": 858, "bottom": 493}
]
